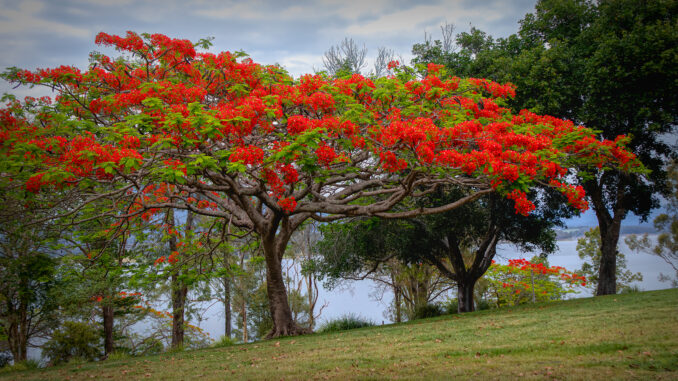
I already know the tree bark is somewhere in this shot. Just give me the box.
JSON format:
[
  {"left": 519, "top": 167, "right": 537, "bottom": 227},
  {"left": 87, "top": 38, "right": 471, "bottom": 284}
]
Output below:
[
  {"left": 587, "top": 179, "right": 625, "bottom": 296},
  {"left": 241, "top": 299, "right": 247, "bottom": 343},
  {"left": 457, "top": 277, "right": 476, "bottom": 313},
  {"left": 171, "top": 277, "right": 188, "bottom": 348},
  {"left": 7, "top": 302, "right": 28, "bottom": 362},
  {"left": 223, "top": 274, "right": 231, "bottom": 339},
  {"left": 394, "top": 284, "right": 402, "bottom": 323},
  {"left": 261, "top": 231, "right": 310, "bottom": 338},
  {"left": 168, "top": 209, "right": 192, "bottom": 348},
  {"left": 102, "top": 304, "right": 114, "bottom": 355},
  {"left": 597, "top": 221, "right": 621, "bottom": 295}
]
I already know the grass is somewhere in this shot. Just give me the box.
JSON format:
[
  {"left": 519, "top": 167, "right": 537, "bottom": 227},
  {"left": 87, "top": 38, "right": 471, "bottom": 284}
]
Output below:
[{"left": 3, "top": 289, "right": 677, "bottom": 380}]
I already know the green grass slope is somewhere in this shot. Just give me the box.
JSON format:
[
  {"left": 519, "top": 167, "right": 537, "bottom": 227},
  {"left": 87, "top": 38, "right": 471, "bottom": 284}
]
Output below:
[{"left": 4, "top": 289, "right": 678, "bottom": 380}]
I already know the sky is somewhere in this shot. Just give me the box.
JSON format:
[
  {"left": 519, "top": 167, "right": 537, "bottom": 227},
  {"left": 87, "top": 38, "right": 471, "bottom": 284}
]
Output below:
[{"left": 0, "top": 0, "right": 537, "bottom": 90}]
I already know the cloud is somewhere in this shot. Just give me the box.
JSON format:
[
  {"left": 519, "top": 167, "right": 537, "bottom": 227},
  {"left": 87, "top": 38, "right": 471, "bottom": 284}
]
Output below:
[
  {"left": 344, "top": 2, "right": 504, "bottom": 37},
  {"left": 0, "top": 0, "right": 91, "bottom": 39}
]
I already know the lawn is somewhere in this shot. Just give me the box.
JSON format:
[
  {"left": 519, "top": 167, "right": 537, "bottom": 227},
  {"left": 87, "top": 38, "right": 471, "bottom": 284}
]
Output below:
[{"left": 3, "top": 289, "right": 677, "bottom": 380}]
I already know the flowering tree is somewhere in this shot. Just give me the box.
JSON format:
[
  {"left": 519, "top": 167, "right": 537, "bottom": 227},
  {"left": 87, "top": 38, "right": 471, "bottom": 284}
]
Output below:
[
  {"left": 484, "top": 258, "right": 586, "bottom": 307},
  {"left": 0, "top": 32, "right": 640, "bottom": 337}
]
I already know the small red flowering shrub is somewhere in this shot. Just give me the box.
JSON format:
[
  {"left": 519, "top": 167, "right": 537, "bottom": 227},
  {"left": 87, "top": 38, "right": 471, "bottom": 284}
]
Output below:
[{"left": 484, "top": 258, "right": 587, "bottom": 307}]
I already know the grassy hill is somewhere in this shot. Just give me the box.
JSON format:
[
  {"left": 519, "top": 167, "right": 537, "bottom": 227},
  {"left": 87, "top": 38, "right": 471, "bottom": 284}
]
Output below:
[{"left": 3, "top": 289, "right": 677, "bottom": 380}]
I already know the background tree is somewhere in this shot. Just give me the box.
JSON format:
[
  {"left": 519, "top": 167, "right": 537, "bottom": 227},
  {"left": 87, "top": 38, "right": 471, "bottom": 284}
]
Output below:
[
  {"left": 576, "top": 227, "right": 643, "bottom": 293},
  {"left": 412, "top": 1, "right": 677, "bottom": 295},
  {"left": 322, "top": 37, "right": 367, "bottom": 76},
  {"left": 0, "top": 190, "right": 61, "bottom": 362},
  {"left": 626, "top": 160, "right": 678, "bottom": 286},
  {"left": 483, "top": 257, "right": 586, "bottom": 307},
  {"left": 315, "top": 186, "right": 569, "bottom": 313}
]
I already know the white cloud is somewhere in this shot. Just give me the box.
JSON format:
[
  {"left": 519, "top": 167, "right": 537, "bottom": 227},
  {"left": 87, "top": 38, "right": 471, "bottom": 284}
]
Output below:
[
  {"left": 192, "top": 0, "right": 282, "bottom": 20},
  {"left": 275, "top": 53, "right": 324, "bottom": 78},
  {"left": 345, "top": 3, "right": 504, "bottom": 37},
  {"left": 0, "top": 0, "right": 91, "bottom": 39}
]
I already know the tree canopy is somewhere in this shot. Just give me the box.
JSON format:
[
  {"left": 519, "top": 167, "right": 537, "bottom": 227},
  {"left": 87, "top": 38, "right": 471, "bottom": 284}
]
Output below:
[{"left": 0, "top": 31, "right": 639, "bottom": 337}]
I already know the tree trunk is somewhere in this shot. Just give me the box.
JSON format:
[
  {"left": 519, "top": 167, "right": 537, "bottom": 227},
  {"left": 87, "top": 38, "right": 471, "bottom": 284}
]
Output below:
[
  {"left": 587, "top": 179, "right": 625, "bottom": 296},
  {"left": 171, "top": 275, "right": 188, "bottom": 348},
  {"left": 241, "top": 299, "right": 247, "bottom": 342},
  {"left": 457, "top": 278, "right": 476, "bottom": 313},
  {"left": 307, "top": 272, "right": 315, "bottom": 329},
  {"left": 224, "top": 275, "right": 231, "bottom": 339},
  {"left": 168, "top": 209, "right": 191, "bottom": 348},
  {"left": 7, "top": 302, "right": 27, "bottom": 362},
  {"left": 597, "top": 221, "right": 621, "bottom": 295},
  {"left": 261, "top": 233, "right": 310, "bottom": 338},
  {"left": 394, "top": 284, "right": 402, "bottom": 323},
  {"left": 102, "top": 304, "right": 114, "bottom": 355}
]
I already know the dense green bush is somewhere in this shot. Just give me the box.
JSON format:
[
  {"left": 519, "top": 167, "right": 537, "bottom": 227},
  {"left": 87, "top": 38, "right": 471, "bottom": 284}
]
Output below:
[
  {"left": 0, "top": 359, "right": 39, "bottom": 373},
  {"left": 212, "top": 335, "right": 236, "bottom": 348},
  {"left": 42, "top": 321, "right": 100, "bottom": 365},
  {"left": 413, "top": 304, "right": 445, "bottom": 320},
  {"left": 317, "top": 314, "right": 375, "bottom": 333}
]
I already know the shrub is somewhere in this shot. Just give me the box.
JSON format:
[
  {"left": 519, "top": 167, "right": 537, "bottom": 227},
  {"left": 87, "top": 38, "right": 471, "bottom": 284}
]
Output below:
[
  {"left": 0, "top": 359, "right": 39, "bottom": 373},
  {"left": 443, "top": 299, "right": 459, "bottom": 315},
  {"left": 620, "top": 285, "right": 642, "bottom": 294},
  {"left": 42, "top": 321, "right": 100, "bottom": 365},
  {"left": 317, "top": 314, "right": 375, "bottom": 333},
  {"left": 0, "top": 351, "right": 12, "bottom": 368},
  {"left": 212, "top": 335, "right": 236, "bottom": 348},
  {"left": 476, "top": 299, "right": 492, "bottom": 311},
  {"left": 413, "top": 303, "right": 445, "bottom": 320}
]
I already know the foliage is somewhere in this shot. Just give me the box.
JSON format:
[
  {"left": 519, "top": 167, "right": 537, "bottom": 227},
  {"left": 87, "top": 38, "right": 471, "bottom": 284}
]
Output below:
[
  {"left": 0, "top": 31, "right": 639, "bottom": 336},
  {"left": 412, "top": 0, "right": 677, "bottom": 295},
  {"left": 42, "top": 321, "right": 101, "bottom": 365},
  {"left": 0, "top": 359, "right": 39, "bottom": 374},
  {"left": 577, "top": 227, "right": 643, "bottom": 293},
  {"left": 314, "top": 186, "right": 571, "bottom": 313},
  {"left": 626, "top": 160, "right": 678, "bottom": 286},
  {"left": 412, "top": 303, "right": 445, "bottom": 320},
  {"left": 211, "top": 335, "right": 236, "bottom": 348},
  {"left": 483, "top": 257, "right": 586, "bottom": 307},
  {"left": 317, "top": 314, "right": 375, "bottom": 333},
  {"left": 0, "top": 351, "right": 11, "bottom": 368}
]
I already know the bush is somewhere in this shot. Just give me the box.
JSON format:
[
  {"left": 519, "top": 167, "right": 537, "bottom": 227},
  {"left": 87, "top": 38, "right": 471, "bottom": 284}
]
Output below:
[
  {"left": 0, "top": 351, "right": 12, "bottom": 368},
  {"left": 413, "top": 303, "right": 445, "bottom": 320},
  {"left": 317, "top": 314, "right": 375, "bottom": 333},
  {"left": 42, "top": 321, "right": 100, "bottom": 365},
  {"left": 443, "top": 299, "right": 459, "bottom": 315},
  {"left": 620, "top": 285, "right": 642, "bottom": 294},
  {"left": 0, "top": 359, "right": 39, "bottom": 373},
  {"left": 212, "top": 335, "right": 236, "bottom": 348},
  {"left": 105, "top": 350, "right": 130, "bottom": 361},
  {"left": 476, "top": 299, "right": 492, "bottom": 311}
]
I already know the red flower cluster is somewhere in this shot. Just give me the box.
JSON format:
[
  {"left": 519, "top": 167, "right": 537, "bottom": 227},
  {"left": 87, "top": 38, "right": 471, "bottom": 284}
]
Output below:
[
  {"left": 315, "top": 143, "right": 337, "bottom": 168},
  {"left": 506, "top": 189, "right": 536, "bottom": 216},
  {"left": 230, "top": 145, "right": 265, "bottom": 165},
  {"left": 1, "top": 31, "right": 641, "bottom": 231},
  {"left": 277, "top": 196, "right": 297, "bottom": 214}
]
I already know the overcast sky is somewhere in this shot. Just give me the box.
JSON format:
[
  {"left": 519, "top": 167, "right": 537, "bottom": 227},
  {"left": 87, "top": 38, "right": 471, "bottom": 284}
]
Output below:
[{"left": 0, "top": 0, "right": 537, "bottom": 80}]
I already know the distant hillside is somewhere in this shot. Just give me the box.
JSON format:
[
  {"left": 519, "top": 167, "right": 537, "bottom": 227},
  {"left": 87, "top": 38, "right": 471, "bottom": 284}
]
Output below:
[{"left": 556, "top": 225, "right": 660, "bottom": 240}]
